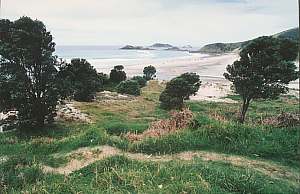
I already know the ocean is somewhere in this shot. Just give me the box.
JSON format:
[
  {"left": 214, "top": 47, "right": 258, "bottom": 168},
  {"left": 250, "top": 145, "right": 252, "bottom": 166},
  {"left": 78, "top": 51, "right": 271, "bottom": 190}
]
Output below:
[
  {"left": 55, "top": 45, "right": 208, "bottom": 79},
  {"left": 55, "top": 45, "right": 195, "bottom": 61}
]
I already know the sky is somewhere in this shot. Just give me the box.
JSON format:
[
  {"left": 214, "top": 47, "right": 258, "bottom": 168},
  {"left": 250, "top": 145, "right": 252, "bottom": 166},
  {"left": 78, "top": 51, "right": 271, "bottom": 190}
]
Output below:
[{"left": 1, "top": 0, "right": 298, "bottom": 46}]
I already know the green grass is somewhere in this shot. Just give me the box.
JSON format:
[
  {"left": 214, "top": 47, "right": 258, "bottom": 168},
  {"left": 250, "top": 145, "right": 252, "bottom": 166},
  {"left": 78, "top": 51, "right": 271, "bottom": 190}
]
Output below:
[
  {"left": 0, "top": 81, "right": 299, "bottom": 193},
  {"left": 1, "top": 156, "right": 298, "bottom": 193}
]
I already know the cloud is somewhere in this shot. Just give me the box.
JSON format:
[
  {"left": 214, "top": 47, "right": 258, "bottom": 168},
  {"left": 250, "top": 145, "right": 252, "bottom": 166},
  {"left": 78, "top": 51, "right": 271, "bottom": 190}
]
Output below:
[{"left": 2, "top": 0, "right": 298, "bottom": 45}]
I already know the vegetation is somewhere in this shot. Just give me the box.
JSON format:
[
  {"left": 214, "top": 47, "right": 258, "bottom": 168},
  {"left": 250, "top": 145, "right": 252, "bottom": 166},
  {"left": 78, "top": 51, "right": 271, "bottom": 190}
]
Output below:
[
  {"left": 109, "top": 65, "right": 127, "bottom": 83},
  {"left": 143, "top": 65, "right": 157, "bottom": 80},
  {"left": 275, "top": 27, "right": 299, "bottom": 41},
  {"left": 1, "top": 17, "right": 299, "bottom": 194},
  {"left": 199, "top": 27, "right": 299, "bottom": 54},
  {"left": 224, "top": 36, "right": 298, "bottom": 123},
  {"left": 0, "top": 17, "right": 61, "bottom": 128},
  {"left": 58, "top": 59, "right": 103, "bottom": 102},
  {"left": 116, "top": 80, "right": 141, "bottom": 96},
  {"left": 131, "top": 76, "right": 147, "bottom": 87},
  {"left": 0, "top": 81, "right": 299, "bottom": 193},
  {"left": 159, "top": 73, "right": 201, "bottom": 109}
]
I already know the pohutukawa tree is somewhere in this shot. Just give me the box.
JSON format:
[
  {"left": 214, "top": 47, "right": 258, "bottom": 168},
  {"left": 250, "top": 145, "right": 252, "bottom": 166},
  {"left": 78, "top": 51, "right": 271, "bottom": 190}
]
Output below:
[
  {"left": 0, "top": 17, "right": 60, "bottom": 127},
  {"left": 159, "top": 73, "right": 201, "bottom": 109},
  {"left": 224, "top": 36, "right": 298, "bottom": 123}
]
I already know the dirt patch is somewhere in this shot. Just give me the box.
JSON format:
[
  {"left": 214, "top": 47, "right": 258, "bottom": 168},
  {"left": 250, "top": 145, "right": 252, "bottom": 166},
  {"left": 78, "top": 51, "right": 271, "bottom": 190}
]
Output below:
[
  {"left": 97, "top": 91, "right": 134, "bottom": 101},
  {"left": 124, "top": 109, "right": 193, "bottom": 141},
  {"left": 43, "top": 146, "right": 120, "bottom": 175},
  {"left": 42, "top": 145, "right": 300, "bottom": 186}
]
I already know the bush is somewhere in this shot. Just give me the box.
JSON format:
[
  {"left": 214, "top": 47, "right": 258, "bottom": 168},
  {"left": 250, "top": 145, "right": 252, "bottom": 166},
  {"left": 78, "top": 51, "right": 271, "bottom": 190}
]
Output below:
[
  {"left": 58, "top": 59, "right": 102, "bottom": 102},
  {"left": 159, "top": 73, "right": 201, "bottom": 109},
  {"left": 110, "top": 65, "right": 127, "bottom": 83},
  {"left": 98, "top": 73, "right": 110, "bottom": 85},
  {"left": 116, "top": 80, "right": 141, "bottom": 96},
  {"left": 131, "top": 76, "right": 147, "bottom": 87}
]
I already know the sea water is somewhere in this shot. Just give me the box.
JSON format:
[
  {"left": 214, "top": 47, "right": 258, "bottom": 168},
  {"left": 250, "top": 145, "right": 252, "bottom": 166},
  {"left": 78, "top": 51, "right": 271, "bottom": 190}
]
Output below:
[
  {"left": 55, "top": 45, "right": 193, "bottom": 61},
  {"left": 55, "top": 45, "right": 206, "bottom": 79}
]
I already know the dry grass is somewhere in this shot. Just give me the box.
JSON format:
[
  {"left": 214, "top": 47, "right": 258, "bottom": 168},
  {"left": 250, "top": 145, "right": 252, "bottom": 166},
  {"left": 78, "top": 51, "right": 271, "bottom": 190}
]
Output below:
[
  {"left": 125, "top": 108, "right": 194, "bottom": 141},
  {"left": 262, "top": 112, "right": 300, "bottom": 127}
]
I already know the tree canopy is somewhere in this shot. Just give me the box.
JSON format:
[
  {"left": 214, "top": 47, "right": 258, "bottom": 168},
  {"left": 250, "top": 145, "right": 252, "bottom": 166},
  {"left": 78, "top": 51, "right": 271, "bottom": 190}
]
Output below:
[
  {"left": 58, "top": 59, "right": 103, "bottom": 102},
  {"left": 143, "top": 65, "right": 156, "bottom": 80},
  {"left": 116, "top": 80, "right": 141, "bottom": 96},
  {"left": 110, "top": 65, "right": 127, "bottom": 83},
  {"left": 224, "top": 36, "right": 298, "bottom": 123},
  {"left": 159, "top": 73, "right": 201, "bottom": 109},
  {"left": 131, "top": 76, "right": 147, "bottom": 87},
  {"left": 0, "top": 17, "right": 60, "bottom": 127}
]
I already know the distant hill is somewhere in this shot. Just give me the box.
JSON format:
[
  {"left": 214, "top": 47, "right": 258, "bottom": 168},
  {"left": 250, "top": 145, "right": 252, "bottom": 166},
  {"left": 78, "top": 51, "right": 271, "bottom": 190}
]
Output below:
[
  {"left": 151, "top": 43, "right": 173, "bottom": 48},
  {"left": 198, "top": 27, "right": 299, "bottom": 54},
  {"left": 120, "top": 45, "right": 154, "bottom": 50},
  {"left": 273, "top": 28, "right": 299, "bottom": 41}
]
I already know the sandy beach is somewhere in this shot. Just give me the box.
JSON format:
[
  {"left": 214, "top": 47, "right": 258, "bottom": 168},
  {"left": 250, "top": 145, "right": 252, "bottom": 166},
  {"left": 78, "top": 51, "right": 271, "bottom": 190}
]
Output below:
[
  {"left": 92, "top": 53, "right": 299, "bottom": 102},
  {"left": 93, "top": 53, "right": 239, "bottom": 81}
]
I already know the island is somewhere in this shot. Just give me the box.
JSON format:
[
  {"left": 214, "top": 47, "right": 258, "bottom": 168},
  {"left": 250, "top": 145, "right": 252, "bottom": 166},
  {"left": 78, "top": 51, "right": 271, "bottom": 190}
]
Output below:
[{"left": 120, "top": 45, "right": 154, "bottom": 50}]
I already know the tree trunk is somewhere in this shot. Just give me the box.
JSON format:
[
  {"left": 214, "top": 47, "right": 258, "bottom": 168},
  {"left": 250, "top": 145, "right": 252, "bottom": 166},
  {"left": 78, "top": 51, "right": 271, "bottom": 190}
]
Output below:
[{"left": 239, "top": 98, "right": 251, "bottom": 123}]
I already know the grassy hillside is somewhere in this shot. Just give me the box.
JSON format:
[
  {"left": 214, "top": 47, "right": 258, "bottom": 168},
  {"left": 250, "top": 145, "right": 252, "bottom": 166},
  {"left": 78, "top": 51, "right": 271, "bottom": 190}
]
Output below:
[
  {"left": 199, "top": 27, "right": 299, "bottom": 54},
  {"left": 0, "top": 81, "right": 299, "bottom": 193}
]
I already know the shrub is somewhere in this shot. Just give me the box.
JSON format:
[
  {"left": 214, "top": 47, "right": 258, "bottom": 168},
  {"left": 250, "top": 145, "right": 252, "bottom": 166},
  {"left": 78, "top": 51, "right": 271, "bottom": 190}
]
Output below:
[
  {"left": 98, "top": 73, "right": 110, "bottom": 85},
  {"left": 159, "top": 73, "right": 201, "bottom": 109},
  {"left": 116, "top": 80, "right": 141, "bottom": 96},
  {"left": 131, "top": 76, "right": 147, "bottom": 87}
]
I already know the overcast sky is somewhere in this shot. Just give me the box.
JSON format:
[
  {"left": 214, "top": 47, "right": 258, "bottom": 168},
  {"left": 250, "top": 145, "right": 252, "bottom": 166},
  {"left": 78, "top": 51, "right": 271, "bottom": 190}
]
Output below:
[{"left": 2, "top": 0, "right": 298, "bottom": 46}]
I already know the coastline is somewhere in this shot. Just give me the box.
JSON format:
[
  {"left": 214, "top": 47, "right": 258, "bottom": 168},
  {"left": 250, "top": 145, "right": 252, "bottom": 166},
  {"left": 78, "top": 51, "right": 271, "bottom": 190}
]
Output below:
[
  {"left": 93, "top": 53, "right": 239, "bottom": 81},
  {"left": 92, "top": 52, "right": 299, "bottom": 101}
]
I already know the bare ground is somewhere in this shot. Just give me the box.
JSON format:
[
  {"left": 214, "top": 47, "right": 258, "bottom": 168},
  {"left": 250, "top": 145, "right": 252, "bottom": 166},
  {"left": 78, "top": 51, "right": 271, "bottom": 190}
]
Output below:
[{"left": 42, "top": 145, "right": 299, "bottom": 186}]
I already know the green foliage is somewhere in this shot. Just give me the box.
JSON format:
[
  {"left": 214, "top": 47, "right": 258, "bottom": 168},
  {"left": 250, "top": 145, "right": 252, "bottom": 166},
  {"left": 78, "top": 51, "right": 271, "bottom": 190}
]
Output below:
[
  {"left": 98, "top": 72, "right": 109, "bottom": 85},
  {"left": 6, "top": 156, "right": 297, "bottom": 193},
  {"left": 109, "top": 65, "right": 127, "bottom": 83},
  {"left": 58, "top": 59, "right": 103, "bottom": 102},
  {"left": 0, "top": 81, "right": 299, "bottom": 193},
  {"left": 116, "top": 80, "right": 141, "bottom": 96},
  {"left": 131, "top": 114, "right": 300, "bottom": 166},
  {"left": 131, "top": 76, "right": 147, "bottom": 87},
  {"left": 0, "top": 17, "right": 60, "bottom": 127},
  {"left": 0, "top": 156, "right": 43, "bottom": 191},
  {"left": 143, "top": 65, "right": 157, "bottom": 80},
  {"left": 224, "top": 36, "right": 298, "bottom": 123},
  {"left": 276, "top": 27, "right": 299, "bottom": 41},
  {"left": 159, "top": 73, "right": 201, "bottom": 109},
  {"left": 103, "top": 121, "right": 148, "bottom": 135}
]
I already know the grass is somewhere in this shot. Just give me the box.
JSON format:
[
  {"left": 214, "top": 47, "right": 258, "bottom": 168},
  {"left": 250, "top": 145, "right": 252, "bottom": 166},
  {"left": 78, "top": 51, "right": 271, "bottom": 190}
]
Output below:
[
  {"left": 0, "top": 81, "right": 299, "bottom": 193},
  {"left": 1, "top": 156, "right": 298, "bottom": 193}
]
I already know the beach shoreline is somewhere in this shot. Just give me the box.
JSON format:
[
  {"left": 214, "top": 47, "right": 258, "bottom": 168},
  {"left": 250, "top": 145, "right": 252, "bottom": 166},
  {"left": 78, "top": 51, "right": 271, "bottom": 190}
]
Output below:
[
  {"left": 93, "top": 53, "right": 239, "bottom": 81},
  {"left": 92, "top": 52, "right": 299, "bottom": 101}
]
